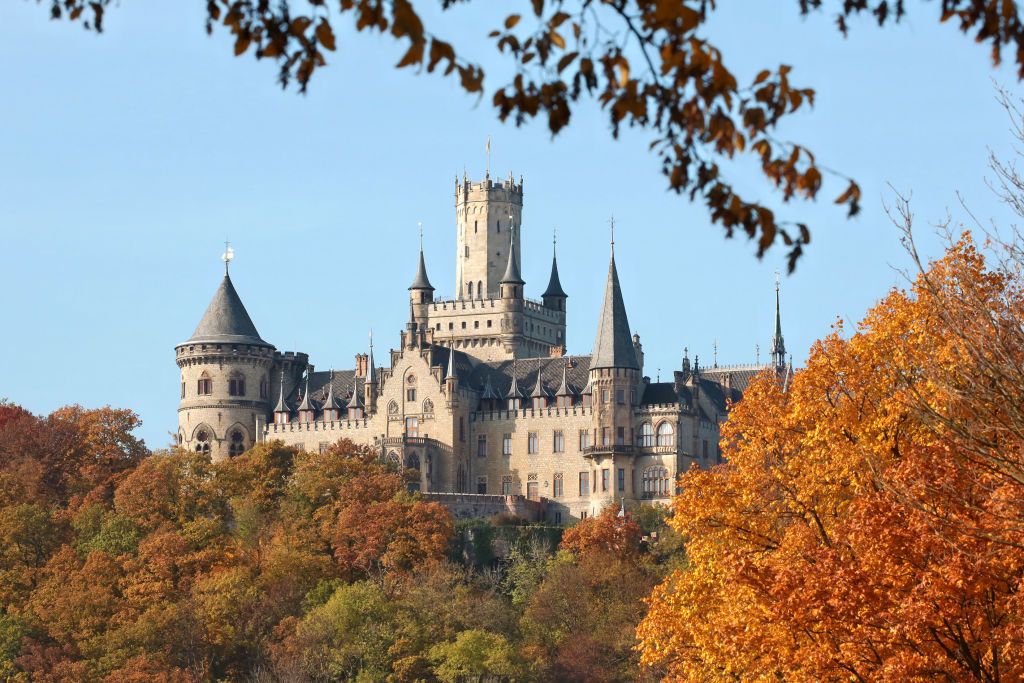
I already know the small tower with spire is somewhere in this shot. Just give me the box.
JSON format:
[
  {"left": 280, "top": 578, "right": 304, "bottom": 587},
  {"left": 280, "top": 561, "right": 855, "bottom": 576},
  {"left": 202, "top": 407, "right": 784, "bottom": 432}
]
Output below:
[
  {"left": 363, "top": 331, "right": 379, "bottom": 411},
  {"left": 498, "top": 230, "right": 527, "bottom": 356},
  {"left": 175, "top": 245, "right": 276, "bottom": 461},
  {"left": 587, "top": 219, "right": 641, "bottom": 504},
  {"left": 771, "top": 272, "right": 787, "bottom": 368},
  {"left": 409, "top": 223, "right": 435, "bottom": 330}
]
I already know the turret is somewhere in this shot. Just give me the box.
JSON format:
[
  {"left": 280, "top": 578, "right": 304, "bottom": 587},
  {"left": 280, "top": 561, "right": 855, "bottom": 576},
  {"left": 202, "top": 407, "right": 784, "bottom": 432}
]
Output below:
[
  {"left": 297, "top": 370, "right": 315, "bottom": 423},
  {"left": 409, "top": 236, "right": 434, "bottom": 329},
  {"left": 364, "top": 331, "right": 378, "bottom": 411},
  {"left": 322, "top": 370, "right": 340, "bottom": 422},
  {"left": 175, "top": 250, "right": 275, "bottom": 461},
  {"left": 588, "top": 229, "right": 640, "bottom": 481},
  {"left": 542, "top": 235, "right": 568, "bottom": 313}
]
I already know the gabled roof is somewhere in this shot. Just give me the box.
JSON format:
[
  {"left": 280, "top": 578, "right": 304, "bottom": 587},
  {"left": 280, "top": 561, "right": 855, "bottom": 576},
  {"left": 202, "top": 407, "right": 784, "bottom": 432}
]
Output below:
[
  {"left": 183, "top": 274, "right": 271, "bottom": 347},
  {"left": 590, "top": 253, "right": 639, "bottom": 370}
]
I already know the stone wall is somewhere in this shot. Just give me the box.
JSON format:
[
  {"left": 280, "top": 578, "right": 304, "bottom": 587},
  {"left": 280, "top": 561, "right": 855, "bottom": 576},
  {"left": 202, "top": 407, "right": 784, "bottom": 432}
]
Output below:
[{"left": 423, "top": 492, "right": 547, "bottom": 522}]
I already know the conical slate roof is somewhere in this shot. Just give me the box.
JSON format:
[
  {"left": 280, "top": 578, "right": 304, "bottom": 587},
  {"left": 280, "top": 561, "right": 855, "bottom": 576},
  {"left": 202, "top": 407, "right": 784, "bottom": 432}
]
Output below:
[
  {"left": 500, "top": 232, "right": 525, "bottom": 285},
  {"left": 590, "top": 252, "right": 639, "bottom": 370},
  {"left": 409, "top": 248, "right": 434, "bottom": 291},
  {"left": 184, "top": 274, "right": 270, "bottom": 346},
  {"left": 542, "top": 249, "right": 567, "bottom": 298}
]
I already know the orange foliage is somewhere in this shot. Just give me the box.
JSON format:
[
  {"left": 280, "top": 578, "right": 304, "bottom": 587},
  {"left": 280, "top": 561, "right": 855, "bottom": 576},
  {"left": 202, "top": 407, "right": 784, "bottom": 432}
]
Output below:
[
  {"left": 560, "top": 504, "right": 642, "bottom": 558},
  {"left": 638, "top": 235, "right": 1024, "bottom": 681}
]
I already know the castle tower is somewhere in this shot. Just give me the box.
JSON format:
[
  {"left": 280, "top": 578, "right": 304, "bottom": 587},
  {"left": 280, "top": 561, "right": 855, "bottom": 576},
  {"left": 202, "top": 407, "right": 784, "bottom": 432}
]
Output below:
[
  {"left": 587, "top": 235, "right": 640, "bottom": 501},
  {"left": 455, "top": 171, "right": 523, "bottom": 300},
  {"left": 542, "top": 234, "right": 569, "bottom": 353},
  {"left": 175, "top": 253, "right": 274, "bottom": 461}
]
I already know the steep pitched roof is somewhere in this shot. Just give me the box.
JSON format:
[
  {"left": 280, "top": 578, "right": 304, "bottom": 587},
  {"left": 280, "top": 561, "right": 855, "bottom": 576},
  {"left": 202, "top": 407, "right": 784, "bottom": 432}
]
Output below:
[
  {"left": 590, "top": 253, "right": 638, "bottom": 370},
  {"left": 409, "top": 248, "right": 434, "bottom": 291},
  {"left": 542, "top": 249, "right": 567, "bottom": 298},
  {"left": 500, "top": 232, "right": 525, "bottom": 285},
  {"left": 184, "top": 274, "right": 270, "bottom": 346}
]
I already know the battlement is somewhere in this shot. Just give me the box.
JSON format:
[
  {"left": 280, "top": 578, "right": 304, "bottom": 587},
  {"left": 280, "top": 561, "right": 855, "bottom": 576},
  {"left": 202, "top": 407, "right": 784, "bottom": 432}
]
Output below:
[{"left": 456, "top": 174, "right": 523, "bottom": 203}]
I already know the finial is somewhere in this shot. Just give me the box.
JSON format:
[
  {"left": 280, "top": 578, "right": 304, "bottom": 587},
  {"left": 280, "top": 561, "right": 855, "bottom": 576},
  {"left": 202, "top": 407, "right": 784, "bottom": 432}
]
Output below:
[
  {"left": 713, "top": 340, "right": 718, "bottom": 368},
  {"left": 775, "top": 270, "right": 781, "bottom": 292},
  {"left": 369, "top": 328, "right": 374, "bottom": 349},
  {"left": 221, "top": 239, "right": 234, "bottom": 275},
  {"left": 683, "top": 346, "right": 689, "bottom": 360},
  {"left": 609, "top": 215, "right": 615, "bottom": 254},
  {"left": 657, "top": 367, "right": 661, "bottom": 382},
  {"left": 486, "top": 136, "right": 491, "bottom": 177},
  {"left": 418, "top": 221, "right": 424, "bottom": 252},
  {"left": 756, "top": 343, "right": 761, "bottom": 365}
]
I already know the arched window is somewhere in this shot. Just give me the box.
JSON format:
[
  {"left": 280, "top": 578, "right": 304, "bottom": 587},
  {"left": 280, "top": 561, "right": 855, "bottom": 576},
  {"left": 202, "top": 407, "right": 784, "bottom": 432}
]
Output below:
[
  {"left": 474, "top": 220, "right": 478, "bottom": 233},
  {"left": 386, "top": 451, "right": 400, "bottom": 468},
  {"left": 422, "top": 398, "right": 434, "bottom": 415},
  {"left": 194, "top": 428, "right": 212, "bottom": 455},
  {"left": 406, "top": 452, "right": 420, "bottom": 470},
  {"left": 197, "top": 371, "right": 213, "bottom": 396},
  {"left": 228, "top": 428, "right": 246, "bottom": 456},
  {"left": 643, "top": 465, "right": 670, "bottom": 496},
  {"left": 457, "top": 463, "right": 467, "bottom": 493},
  {"left": 426, "top": 454, "right": 433, "bottom": 482},
  {"left": 640, "top": 422, "right": 654, "bottom": 447},
  {"left": 477, "top": 280, "right": 483, "bottom": 298},
  {"left": 656, "top": 422, "right": 675, "bottom": 447},
  {"left": 388, "top": 400, "right": 399, "bottom": 415},
  {"left": 468, "top": 281, "right": 474, "bottom": 298}
]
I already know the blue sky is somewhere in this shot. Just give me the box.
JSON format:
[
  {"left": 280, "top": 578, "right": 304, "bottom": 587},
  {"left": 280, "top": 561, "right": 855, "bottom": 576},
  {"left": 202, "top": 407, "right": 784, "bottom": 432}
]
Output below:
[{"left": 1, "top": 1, "right": 1019, "bottom": 449}]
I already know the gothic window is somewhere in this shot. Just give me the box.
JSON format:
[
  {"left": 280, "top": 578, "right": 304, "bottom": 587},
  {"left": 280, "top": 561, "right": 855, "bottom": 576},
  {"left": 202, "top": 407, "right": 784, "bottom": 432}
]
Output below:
[
  {"left": 643, "top": 465, "right": 670, "bottom": 496},
  {"left": 259, "top": 377, "right": 268, "bottom": 399},
  {"left": 228, "top": 374, "right": 246, "bottom": 397},
  {"left": 527, "top": 432, "right": 538, "bottom": 454},
  {"left": 405, "top": 416, "right": 418, "bottom": 438},
  {"left": 477, "top": 476, "right": 487, "bottom": 494},
  {"left": 468, "top": 281, "right": 474, "bottom": 298},
  {"left": 457, "top": 463, "right": 467, "bottom": 492},
  {"left": 194, "top": 428, "right": 211, "bottom": 455},
  {"left": 553, "top": 472, "right": 563, "bottom": 498},
  {"left": 656, "top": 422, "right": 675, "bottom": 447},
  {"left": 406, "top": 452, "right": 420, "bottom": 470},
  {"left": 228, "top": 429, "right": 246, "bottom": 457},
  {"left": 477, "top": 280, "right": 482, "bottom": 297},
  {"left": 386, "top": 451, "right": 400, "bottom": 467},
  {"left": 422, "top": 398, "right": 434, "bottom": 414},
  {"left": 197, "top": 372, "right": 213, "bottom": 396},
  {"left": 640, "top": 422, "right": 654, "bottom": 447},
  {"left": 388, "top": 400, "right": 399, "bottom": 415},
  {"left": 474, "top": 220, "right": 478, "bottom": 233}
]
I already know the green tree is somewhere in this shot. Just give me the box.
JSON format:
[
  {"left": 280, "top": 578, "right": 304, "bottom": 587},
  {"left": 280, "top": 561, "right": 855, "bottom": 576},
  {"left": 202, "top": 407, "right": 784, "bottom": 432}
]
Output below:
[{"left": 428, "top": 629, "right": 524, "bottom": 683}]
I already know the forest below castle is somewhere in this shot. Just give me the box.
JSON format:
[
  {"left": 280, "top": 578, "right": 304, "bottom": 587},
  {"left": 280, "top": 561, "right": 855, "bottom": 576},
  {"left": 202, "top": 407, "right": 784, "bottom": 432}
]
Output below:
[{"left": 5, "top": 229, "right": 1024, "bottom": 681}]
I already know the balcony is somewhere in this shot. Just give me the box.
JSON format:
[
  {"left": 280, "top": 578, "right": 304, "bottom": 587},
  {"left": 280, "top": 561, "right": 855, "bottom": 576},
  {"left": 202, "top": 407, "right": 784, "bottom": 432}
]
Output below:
[{"left": 581, "top": 444, "right": 636, "bottom": 458}]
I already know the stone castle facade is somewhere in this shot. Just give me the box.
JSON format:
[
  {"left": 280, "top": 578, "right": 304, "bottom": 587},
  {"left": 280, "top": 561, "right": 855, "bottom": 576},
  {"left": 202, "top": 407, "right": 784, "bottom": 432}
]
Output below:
[{"left": 175, "top": 170, "right": 790, "bottom": 522}]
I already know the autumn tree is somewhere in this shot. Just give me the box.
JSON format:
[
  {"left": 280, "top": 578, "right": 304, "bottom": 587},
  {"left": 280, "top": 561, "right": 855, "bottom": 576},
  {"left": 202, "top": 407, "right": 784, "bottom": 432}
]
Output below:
[
  {"left": 638, "top": 175, "right": 1024, "bottom": 679},
  {"left": 35, "top": 0, "right": 1024, "bottom": 267}
]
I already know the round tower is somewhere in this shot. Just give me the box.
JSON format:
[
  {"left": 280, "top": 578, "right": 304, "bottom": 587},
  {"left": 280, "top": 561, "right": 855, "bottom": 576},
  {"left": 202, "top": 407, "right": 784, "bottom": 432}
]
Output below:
[
  {"left": 409, "top": 238, "right": 435, "bottom": 330},
  {"left": 175, "top": 258, "right": 275, "bottom": 461},
  {"left": 498, "top": 230, "right": 526, "bottom": 356}
]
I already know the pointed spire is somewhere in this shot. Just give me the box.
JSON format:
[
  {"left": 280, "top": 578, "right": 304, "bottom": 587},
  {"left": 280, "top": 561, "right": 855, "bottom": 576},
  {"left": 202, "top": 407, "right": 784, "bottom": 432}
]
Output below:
[
  {"left": 184, "top": 268, "right": 270, "bottom": 347},
  {"left": 298, "top": 370, "right": 313, "bottom": 411},
  {"left": 556, "top": 358, "right": 574, "bottom": 396},
  {"left": 530, "top": 362, "right": 547, "bottom": 399},
  {"left": 500, "top": 230, "right": 524, "bottom": 285},
  {"left": 274, "top": 369, "right": 288, "bottom": 413},
  {"left": 348, "top": 376, "right": 363, "bottom": 408},
  {"left": 366, "top": 330, "right": 377, "bottom": 385},
  {"left": 409, "top": 224, "right": 434, "bottom": 291},
  {"left": 506, "top": 361, "right": 523, "bottom": 399},
  {"left": 445, "top": 345, "right": 458, "bottom": 382},
  {"left": 542, "top": 229, "right": 568, "bottom": 299},
  {"left": 590, "top": 235, "right": 639, "bottom": 370},
  {"left": 322, "top": 370, "right": 339, "bottom": 412},
  {"left": 481, "top": 374, "right": 499, "bottom": 400},
  {"left": 771, "top": 273, "right": 786, "bottom": 367}
]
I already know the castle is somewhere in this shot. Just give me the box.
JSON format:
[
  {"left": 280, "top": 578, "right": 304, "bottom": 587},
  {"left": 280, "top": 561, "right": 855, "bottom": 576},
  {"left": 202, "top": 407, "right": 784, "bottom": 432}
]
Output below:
[{"left": 175, "top": 170, "right": 789, "bottom": 522}]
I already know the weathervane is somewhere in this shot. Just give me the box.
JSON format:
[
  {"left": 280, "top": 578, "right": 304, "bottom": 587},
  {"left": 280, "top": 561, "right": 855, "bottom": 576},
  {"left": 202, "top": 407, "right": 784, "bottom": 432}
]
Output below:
[
  {"left": 221, "top": 239, "right": 234, "bottom": 274},
  {"left": 418, "top": 221, "right": 423, "bottom": 251},
  {"left": 775, "top": 270, "right": 781, "bottom": 291},
  {"left": 609, "top": 215, "right": 616, "bottom": 253}
]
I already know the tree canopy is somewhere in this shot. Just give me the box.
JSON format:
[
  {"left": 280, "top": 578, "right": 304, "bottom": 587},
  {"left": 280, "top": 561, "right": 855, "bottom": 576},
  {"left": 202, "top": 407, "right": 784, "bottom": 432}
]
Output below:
[{"left": 35, "top": 0, "right": 1024, "bottom": 268}]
